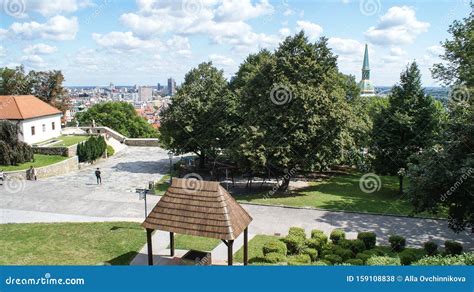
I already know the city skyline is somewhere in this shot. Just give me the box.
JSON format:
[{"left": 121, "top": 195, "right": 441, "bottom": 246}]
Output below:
[{"left": 0, "top": 0, "right": 470, "bottom": 86}]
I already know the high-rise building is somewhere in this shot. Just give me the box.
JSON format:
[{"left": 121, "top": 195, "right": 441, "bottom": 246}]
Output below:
[
  {"left": 167, "top": 78, "right": 176, "bottom": 96},
  {"left": 138, "top": 86, "right": 153, "bottom": 101},
  {"left": 157, "top": 83, "right": 162, "bottom": 91},
  {"left": 358, "top": 44, "right": 375, "bottom": 96}
]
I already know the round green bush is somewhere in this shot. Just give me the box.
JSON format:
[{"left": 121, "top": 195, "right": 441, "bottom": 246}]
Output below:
[
  {"left": 345, "top": 259, "right": 364, "bottom": 265},
  {"left": 311, "top": 230, "right": 328, "bottom": 244},
  {"left": 399, "top": 248, "right": 425, "bottom": 265},
  {"left": 413, "top": 252, "right": 474, "bottom": 265},
  {"left": 262, "top": 241, "right": 288, "bottom": 256},
  {"left": 334, "top": 247, "right": 354, "bottom": 261},
  {"left": 302, "top": 248, "right": 318, "bottom": 261},
  {"left": 389, "top": 235, "right": 406, "bottom": 252},
  {"left": 341, "top": 239, "right": 366, "bottom": 254},
  {"left": 366, "top": 256, "right": 401, "bottom": 266},
  {"left": 264, "top": 252, "right": 287, "bottom": 264},
  {"left": 106, "top": 145, "right": 115, "bottom": 157},
  {"left": 355, "top": 253, "right": 370, "bottom": 263},
  {"left": 423, "top": 241, "right": 438, "bottom": 256},
  {"left": 357, "top": 232, "right": 376, "bottom": 249},
  {"left": 312, "top": 260, "right": 328, "bottom": 266},
  {"left": 324, "top": 254, "right": 343, "bottom": 264},
  {"left": 287, "top": 254, "right": 311, "bottom": 265},
  {"left": 330, "top": 229, "right": 346, "bottom": 244},
  {"left": 282, "top": 235, "right": 305, "bottom": 255},
  {"left": 288, "top": 227, "right": 306, "bottom": 239},
  {"left": 444, "top": 240, "right": 463, "bottom": 255}
]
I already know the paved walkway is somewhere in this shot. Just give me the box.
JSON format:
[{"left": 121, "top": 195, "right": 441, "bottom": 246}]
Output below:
[{"left": 1, "top": 146, "right": 472, "bottom": 252}]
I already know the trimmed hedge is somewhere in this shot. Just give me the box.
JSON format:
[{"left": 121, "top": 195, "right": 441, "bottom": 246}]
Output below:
[
  {"left": 355, "top": 253, "right": 370, "bottom": 263},
  {"left": 444, "top": 240, "right": 463, "bottom": 255},
  {"left": 388, "top": 235, "right": 406, "bottom": 252},
  {"left": 413, "top": 252, "right": 474, "bottom": 266},
  {"left": 345, "top": 258, "right": 364, "bottom": 265},
  {"left": 399, "top": 248, "right": 425, "bottom": 265},
  {"left": 330, "top": 229, "right": 345, "bottom": 244},
  {"left": 263, "top": 241, "right": 287, "bottom": 256},
  {"left": 302, "top": 248, "right": 318, "bottom": 261},
  {"left": 311, "top": 229, "right": 328, "bottom": 244},
  {"left": 288, "top": 227, "right": 306, "bottom": 239},
  {"left": 366, "top": 256, "right": 401, "bottom": 266},
  {"left": 305, "top": 238, "right": 323, "bottom": 251},
  {"left": 323, "top": 254, "right": 343, "bottom": 264},
  {"left": 287, "top": 254, "right": 311, "bottom": 265},
  {"left": 423, "top": 241, "right": 438, "bottom": 256},
  {"left": 264, "top": 252, "right": 286, "bottom": 264},
  {"left": 341, "top": 239, "right": 365, "bottom": 254},
  {"left": 282, "top": 235, "right": 305, "bottom": 255},
  {"left": 357, "top": 232, "right": 376, "bottom": 249}
]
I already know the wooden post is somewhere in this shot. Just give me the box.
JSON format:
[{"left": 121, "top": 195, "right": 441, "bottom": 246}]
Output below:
[
  {"left": 243, "top": 228, "right": 248, "bottom": 266},
  {"left": 227, "top": 240, "right": 234, "bottom": 266},
  {"left": 170, "top": 232, "right": 175, "bottom": 257},
  {"left": 146, "top": 229, "right": 153, "bottom": 266}
]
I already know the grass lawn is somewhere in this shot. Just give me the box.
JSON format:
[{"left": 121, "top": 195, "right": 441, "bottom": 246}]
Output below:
[
  {"left": 0, "top": 154, "right": 67, "bottom": 171},
  {"left": 236, "top": 173, "right": 422, "bottom": 217},
  {"left": 0, "top": 222, "right": 146, "bottom": 265},
  {"left": 154, "top": 173, "right": 171, "bottom": 195},
  {"left": 167, "top": 234, "right": 221, "bottom": 251},
  {"left": 36, "top": 135, "right": 89, "bottom": 147},
  {"left": 234, "top": 235, "right": 282, "bottom": 264}
]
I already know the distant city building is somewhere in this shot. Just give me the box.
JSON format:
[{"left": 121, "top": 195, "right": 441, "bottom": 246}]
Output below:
[
  {"left": 167, "top": 78, "right": 176, "bottom": 96},
  {"left": 358, "top": 44, "right": 375, "bottom": 96},
  {"left": 157, "top": 83, "right": 163, "bottom": 91},
  {"left": 138, "top": 86, "right": 153, "bottom": 101},
  {"left": 109, "top": 82, "right": 115, "bottom": 91}
]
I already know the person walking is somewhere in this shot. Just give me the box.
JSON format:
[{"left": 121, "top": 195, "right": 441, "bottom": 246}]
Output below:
[
  {"left": 95, "top": 168, "right": 102, "bottom": 185},
  {"left": 0, "top": 169, "right": 4, "bottom": 186},
  {"left": 29, "top": 166, "right": 37, "bottom": 181}
]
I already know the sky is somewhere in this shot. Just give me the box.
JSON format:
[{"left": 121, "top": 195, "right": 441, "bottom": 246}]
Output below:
[{"left": 0, "top": 0, "right": 471, "bottom": 86}]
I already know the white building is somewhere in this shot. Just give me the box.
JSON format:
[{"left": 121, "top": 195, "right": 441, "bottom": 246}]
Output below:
[
  {"left": 0, "top": 95, "right": 62, "bottom": 144},
  {"left": 138, "top": 86, "right": 153, "bottom": 101}
]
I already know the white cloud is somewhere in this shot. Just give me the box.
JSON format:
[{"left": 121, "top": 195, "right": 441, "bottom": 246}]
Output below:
[
  {"left": 328, "top": 37, "right": 364, "bottom": 55},
  {"left": 427, "top": 45, "right": 444, "bottom": 57},
  {"left": 9, "top": 16, "right": 79, "bottom": 41},
  {"left": 166, "top": 36, "right": 192, "bottom": 58},
  {"left": 296, "top": 20, "right": 323, "bottom": 41},
  {"left": 279, "top": 27, "right": 291, "bottom": 37},
  {"left": 209, "top": 54, "right": 235, "bottom": 67},
  {"left": 389, "top": 47, "right": 406, "bottom": 56},
  {"left": 92, "top": 31, "right": 162, "bottom": 52},
  {"left": 25, "top": 0, "right": 94, "bottom": 17},
  {"left": 23, "top": 43, "right": 57, "bottom": 55},
  {"left": 0, "top": 46, "right": 6, "bottom": 58},
  {"left": 215, "top": 0, "right": 273, "bottom": 22},
  {"left": 20, "top": 54, "right": 46, "bottom": 68},
  {"left": 365, "top": 6, "right": 429, "bottom": 46}
]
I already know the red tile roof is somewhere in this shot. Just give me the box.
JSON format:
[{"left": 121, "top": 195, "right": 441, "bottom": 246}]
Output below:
[{"left": 0, "top": 95, "right": 62, "bottom": 120}]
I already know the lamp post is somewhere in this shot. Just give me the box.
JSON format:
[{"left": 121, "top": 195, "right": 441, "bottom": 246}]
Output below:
[
  {"left": 136, "top": 188, "right": 149, "bottom": 218},
  {"left": 168, "top": 151, "right": 173, "bottom": 184}
]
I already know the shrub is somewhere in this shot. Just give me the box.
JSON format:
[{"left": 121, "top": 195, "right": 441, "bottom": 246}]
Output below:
[
  {"left": 366, "top": 256, "right": 401, "bottom": 266},
  {"left": 330, "top": 229, "right": 345, "bottom": 244},
  {"left": 444, "top": 241, "right": 463, "bottom": 255},
  {"left": 345, "top": 259, "right": 364, "bottom": 265},
  {"left": 312, "top": 261, "right": 328, "bottom": 266},
  {"left": 282, "top": 235, "right": 305, "bottom": 255},
  {"left": 341, "top": 239, "right": 365, "bottom": 254},
  {"left": 305, "top": 238, "right": 323, "bottom": 252},
  {"left": 262, "top": 241, "right": 287, "bottom": 256},
  {"left": 78, "top": 136, "right": 107, "bottom": 163},
  {"left": 311, "top": 229, "right": 328, "bottom": 244},
  {"left": 287, "top": 254, "right": 311, "bottom": 265},
  {"left": 357, "top": 232, "right": 376, "bottom": 249},
  {"left": 288, "top": 227, "right": 306, "bottom": 239},
  {"left": 334, "top": 247, "right": 353, "bottom": 261},
  {"left": 302, "top": 248, "right": 318, "bottom": 261},
  {"left": 355, "top": 253, "right": 370, "bottom": 263},
  {"left": 264, "top": 252, "right": 286, "bottom": 264},
  {"left": 106, "top": 145, "right": 115, "bottom": 157},
  {"left": 413, "top": 252, "right": 474, "bottom": 266},
  {"left": 399, "top": 248, "right": 425, "bottom": 265},
  {"left": 323, "top": 254, "right": 343, "bottom": 264},
  {"left": 0, "top": 121, "right": 33, "bottom": 165},
  {"left": 423, "top": 241, "right": 438, "bottom": 256},
  {"left": 389, "top": 235, "right": 406, "bottom": 252}
]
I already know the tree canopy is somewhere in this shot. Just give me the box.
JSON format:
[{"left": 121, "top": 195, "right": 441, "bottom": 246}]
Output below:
[
  {"left": 0, "top": 121, "right": 33, "bottom": 166},
  {"left": 75, "top": 102, "right": 159, "bottom": 138}
]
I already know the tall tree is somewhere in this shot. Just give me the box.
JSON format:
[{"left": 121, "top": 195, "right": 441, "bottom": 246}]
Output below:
[
  {"left": 371, "top": 62, "right": 443, "bottom": 193},
  {"left": 160, "top": 62, "right": 238, "bottom": 167},
  {"left": 76, "top": 102, "right": 159, "bottom": 138},
  {"left": 232, "top": 32, "right": 352, "bottom": 190},
  {"left": 0, "top": 66, "right": 31, "bottom": 95},
  {"left": 0, "top": 121, "right": 33, "bottom": 166},
  {"left": 408, "top": 8, "right": 474, "bottom": 232}
]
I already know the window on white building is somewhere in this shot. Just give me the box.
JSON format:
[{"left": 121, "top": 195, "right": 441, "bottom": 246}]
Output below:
[
  {"left": 31, "top": 126, "right": 35, "bottom": 136},
  {"left": 42, "top": 124, "right": 46, "bottom": 132},
  {"left": 52, "top": 122, "right": 55, "bottom": 130}
]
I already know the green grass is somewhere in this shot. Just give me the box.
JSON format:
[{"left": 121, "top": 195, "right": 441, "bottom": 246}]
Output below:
[
  {"left": 154, "top": 174, "right": 171, "bottom": 195},
  {"left": 236, "top": 173, "right": 421, "bottom": 217},
  {"left": 0, "top": 154, "right": 67, "bottom": 171},
  {"left": 0, "top": 222, "right": 146, "bottom": 265},
  {"left": 167, "top": 234, "right": 221, "bottom": 251},
  {"left": 234, "top": 235, "right": 282, "bottom": 264},
  {"left": 37, "top": 135, "right": 89, "bottom": 147}
]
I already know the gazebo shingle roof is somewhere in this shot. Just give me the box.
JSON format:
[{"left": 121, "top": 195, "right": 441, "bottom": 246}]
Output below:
[{"left": 142, "top": 178, "right": 252, "bottom": 240}]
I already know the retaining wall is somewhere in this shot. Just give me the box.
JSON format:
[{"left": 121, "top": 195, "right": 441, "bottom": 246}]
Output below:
[
  {"left": 32, "top": 144, "right": 77, "bottom": 157},
  {"left": 4, "top": 156, "right": 79, "bottom": 180}
]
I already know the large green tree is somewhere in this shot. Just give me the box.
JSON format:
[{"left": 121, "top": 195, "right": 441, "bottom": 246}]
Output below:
[
  {"left": 160, "top": 62, "right": 238, "bottom": 167},
  {"left": 76, "top": 102, "right": 158, "bottom": 138},
  {"left": 408, "top": 8, "right": 474, "bottom": 232},
  {"left": 0, "top": 121, "right": 33, "bottom": 166},
  {"left": 371, "top": 62, "right": 443, "bottom": 193},
  {"left": 231, "top": 32, "right": 352, "bottom": 190}
]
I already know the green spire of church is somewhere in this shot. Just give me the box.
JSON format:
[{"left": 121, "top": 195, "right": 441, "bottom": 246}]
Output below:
[{"left": 359, "top": 44, "right": 375, "bottom": 96}]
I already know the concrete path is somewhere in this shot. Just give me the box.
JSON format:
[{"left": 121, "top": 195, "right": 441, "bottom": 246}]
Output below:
[{"left": 0, "top": 146, "right": 472, "bottom": 252}]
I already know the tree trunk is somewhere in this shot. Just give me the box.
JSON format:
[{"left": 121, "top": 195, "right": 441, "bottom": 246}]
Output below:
[
  {"left": 399, "top": 175, "right": 403, "bottom": 194},
  {"left": 278, "top": 176, "right": 291, "bottom": 192}
]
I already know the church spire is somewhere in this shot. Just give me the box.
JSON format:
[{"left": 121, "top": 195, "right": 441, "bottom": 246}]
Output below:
[
  {"left": 358, "top": 44, "right": 375, "bottom": 96},
  {"left": 362, "top": 44, "right": 370, "bottom": 71}
]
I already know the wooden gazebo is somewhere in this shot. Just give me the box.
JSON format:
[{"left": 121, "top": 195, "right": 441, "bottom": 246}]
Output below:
[{"left": 142, "top": 178, "right": 253, "bottom": 265}]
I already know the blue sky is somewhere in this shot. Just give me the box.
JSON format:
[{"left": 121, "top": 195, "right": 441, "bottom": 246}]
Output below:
[{"left": 0, "top": 0, "right": 471, "bottom": 86}]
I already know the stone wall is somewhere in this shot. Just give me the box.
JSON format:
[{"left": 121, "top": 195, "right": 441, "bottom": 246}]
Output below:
[
  {"left": 32, "top": 144, "right": 77, "bottom": 157},
  {"left": 79, "top": 126, "right": 127, "bottom": 142},
  {"left": 124, "top": 138, "right": 160, "bottom": 147},
  {"left": 4, "top": 156, "right": 79, "bottom": 180}
]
